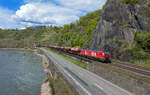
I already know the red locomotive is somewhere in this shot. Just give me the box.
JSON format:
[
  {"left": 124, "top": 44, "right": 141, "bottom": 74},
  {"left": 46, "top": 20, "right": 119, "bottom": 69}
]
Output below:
[
  {"left": 49, "top": 46, "right": 111, "bottom": 63},
  {"left": 80, "top": 49, "right": 111, "bottom": 62}
]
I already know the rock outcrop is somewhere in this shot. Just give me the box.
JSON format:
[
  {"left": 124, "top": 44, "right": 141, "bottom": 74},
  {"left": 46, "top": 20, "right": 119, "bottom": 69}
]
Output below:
[{"left": 90, "top": 0, "right": 150, "bottom": 60}]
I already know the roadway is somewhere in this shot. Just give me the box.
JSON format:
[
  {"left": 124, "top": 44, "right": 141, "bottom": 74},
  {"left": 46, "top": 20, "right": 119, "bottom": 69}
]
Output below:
[{"left": 40, "top": 48, "right": 134, "bottom": 95}]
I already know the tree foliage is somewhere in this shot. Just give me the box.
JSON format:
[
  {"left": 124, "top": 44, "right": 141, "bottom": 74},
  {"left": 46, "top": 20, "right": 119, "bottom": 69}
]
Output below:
[
  {"left": 56, "top": 10, "right": 102, "bottom": 47},
  {"left": 0, "top": 26, "right": 61, "bottom": 48},
  {"left": 135, "top": 30, "right": 150, "bottom": 52},
  {"left": 122, "top": 0, "right": 139, "bottom": 4}
]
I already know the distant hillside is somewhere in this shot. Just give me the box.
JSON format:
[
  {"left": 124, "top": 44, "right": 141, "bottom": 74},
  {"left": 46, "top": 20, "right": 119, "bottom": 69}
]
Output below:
[
  {"left": 90, "top": 0, "right": 150, "bottom": 63},
  {"left": 0, "top": 26, "right": 60, "bottom": 48},
  {"left": 0, "top": 9, "right": 101, "bottom": 48}
]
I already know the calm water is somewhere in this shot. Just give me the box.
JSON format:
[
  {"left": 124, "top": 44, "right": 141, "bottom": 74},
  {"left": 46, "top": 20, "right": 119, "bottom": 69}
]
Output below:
[{"left": 0, "top": 49, "right": 46, "bottom": 95}]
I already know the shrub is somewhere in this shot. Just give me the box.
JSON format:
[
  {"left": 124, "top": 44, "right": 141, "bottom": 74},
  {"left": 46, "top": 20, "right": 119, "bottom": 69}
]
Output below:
[
  {"left": 148, "top": 2, "right": 150, "bottom": 7},
  {"left": 106, "top": 0, "right": 110, "bottom": 4},
  {"left": 120, "top": 24, "right": 131, "bottom": 29},
  {"left": 144, "top": 6, "right": 150, "bottom": 17},
  {"left": 135, "top": 30, "right": 150, "bottom": 52},
  {"left": 148, "top": 26, "right": 150, "bottom": 32},
  {"left": 122, "top": 0, "right": 139, "bottom": 4},
  {"left": 129, "top": 45, "right": 149, "bottom": 60},
  {"left": 56, "top": 10, "right": 101, "bottom": 47}
]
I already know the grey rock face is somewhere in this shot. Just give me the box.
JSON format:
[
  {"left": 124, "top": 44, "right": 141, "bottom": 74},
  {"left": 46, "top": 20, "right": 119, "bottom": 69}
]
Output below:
[{"left": 90, "top": 0, "right": 150, "bottom": 60}]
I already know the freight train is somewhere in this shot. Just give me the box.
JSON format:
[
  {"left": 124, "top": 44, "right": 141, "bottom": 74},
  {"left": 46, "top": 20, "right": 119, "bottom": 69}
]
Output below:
[{"left": 48, "top": 46, "right": 111, "bottom": 63}]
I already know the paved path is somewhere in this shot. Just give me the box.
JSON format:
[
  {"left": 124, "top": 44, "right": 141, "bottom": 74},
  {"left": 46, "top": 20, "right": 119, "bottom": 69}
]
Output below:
[{"left": 40, "top": 48, "right": 134, "bottom": 95}]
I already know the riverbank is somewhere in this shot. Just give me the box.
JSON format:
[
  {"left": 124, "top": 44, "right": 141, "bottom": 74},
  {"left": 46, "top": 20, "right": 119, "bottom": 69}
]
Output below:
[
  {"left": 0, "top": 48, "right": 37, "bottom": 53},
  {"left": 36, "top": 53, "right": 52, "bottom": 95},
  {"left": 38, "top": 49, "right": 77, "bottom": 95}
]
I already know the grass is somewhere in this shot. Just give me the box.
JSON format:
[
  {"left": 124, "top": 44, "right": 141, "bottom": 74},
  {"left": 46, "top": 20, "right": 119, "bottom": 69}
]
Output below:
[
  {"left": 45, "top": 48, "right": 86, "bottom": 69},
  {"left": 137, "top": 63, "right": 150, "bottom": 68},
  {"left": 48, "top": 75, "right": 72, "bottom": 95},
  {"left": 120, "top": 24, "right": 131, "bottom": 29},
  {"left": 53, "top": 76, "right": 72, "bottom": 95},
  {"left": 92, "top": 62, "right": 150, "bottom": 84},
  {"left": 49, "top": 76, "right": 55, "bottom": 95},
  {"left": 112, "top": 58, "right": 150, "bottom": 69},
  {"left": 148, "top": 2, "right": 150, "bottom": 7}
]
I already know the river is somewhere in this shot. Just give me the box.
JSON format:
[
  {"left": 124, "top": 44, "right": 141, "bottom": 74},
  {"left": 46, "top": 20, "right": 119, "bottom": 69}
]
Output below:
[{"left": 0, "top": 49, "right": 46, "bottom": 95}]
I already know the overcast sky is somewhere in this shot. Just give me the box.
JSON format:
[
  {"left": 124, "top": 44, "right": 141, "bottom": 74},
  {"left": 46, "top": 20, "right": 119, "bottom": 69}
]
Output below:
[{"left": 0, "top": 0, "right": 106, "bottom": 29}]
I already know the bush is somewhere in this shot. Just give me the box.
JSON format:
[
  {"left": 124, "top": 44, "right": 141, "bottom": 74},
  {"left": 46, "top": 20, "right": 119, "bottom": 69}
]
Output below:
[
  {"left": 148, "top": 26, "right": 150, "bottom": 32},
  {"left": 106, "top": 0, "right": 110, "bottom": 4},
  {"left": 135, "top": 31, "right": 150, "bottom": 52},
  {"left": 121, "top": 30, "right": 150, "bottom": 61},
  {"left": 56, "top": 10, "right": 102, "bottom": 47},
  {"left": 148, "top": 2, "right": 150, "bottom": 7},
  {"left": 122, "top": 0, "right": 139, "bottom": 4},
  {"left": 144, "top": 6, "right": 150, "bottom": 17},
  {"left": 120, "top": 24, "right": 131, "bottom": 29},
  {"left": 129, "top": 45, "right": 149, "bottom": 60}
]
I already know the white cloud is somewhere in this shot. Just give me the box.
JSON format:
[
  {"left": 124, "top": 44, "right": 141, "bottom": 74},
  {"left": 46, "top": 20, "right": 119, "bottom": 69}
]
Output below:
[
  {"left": 0, "top": 7, "right": 13, "bottom": 28},
  {"left": 0, "top": 0, "right": 106, "bottom": 29},
  {"left": 12, "top": 2, "right": 82, "bottom": 26},
  {"left": 56, "top": 0, "right": 106, "bottom": 12},
  {"left": 0, "top": 7, "right": 23, "bottom": 29}
]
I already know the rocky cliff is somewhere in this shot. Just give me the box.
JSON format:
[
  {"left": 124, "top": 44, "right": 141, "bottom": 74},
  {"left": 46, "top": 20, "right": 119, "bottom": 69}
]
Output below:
[{"left": 90, "top": 0, "right": 150, "bottom": 61}]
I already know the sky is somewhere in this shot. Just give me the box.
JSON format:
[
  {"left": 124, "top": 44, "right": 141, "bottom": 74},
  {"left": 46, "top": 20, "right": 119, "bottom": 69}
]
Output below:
[{"left": 0, "top": 0, "right": 106, "bottom": 29}]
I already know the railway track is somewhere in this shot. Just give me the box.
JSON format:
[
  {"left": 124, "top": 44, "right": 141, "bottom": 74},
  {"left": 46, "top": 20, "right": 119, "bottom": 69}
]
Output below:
[
  {"left": 111, "top": 62, "right": 150, "bottom": 78},
  {"left": 50, "top": 48, "right": 150, "bottom": 79}
]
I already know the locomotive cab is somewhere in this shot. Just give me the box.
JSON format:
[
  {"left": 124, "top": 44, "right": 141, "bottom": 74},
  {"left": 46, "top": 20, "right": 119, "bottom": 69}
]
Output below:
[{"left": 99, "top": 51, "right": 104, "bottom": 56}]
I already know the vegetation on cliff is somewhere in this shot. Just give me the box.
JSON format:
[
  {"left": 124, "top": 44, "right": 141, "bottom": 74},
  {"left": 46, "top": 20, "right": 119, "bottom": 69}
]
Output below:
[
  {"left": 122, "top": 0, "right": 139, "bottom": 4},
  {"left": 56, "top": 10, "right": 101, "bottom": 47},
  {"left": 90, "top": 0, "right": 150, "bottom": 64}
]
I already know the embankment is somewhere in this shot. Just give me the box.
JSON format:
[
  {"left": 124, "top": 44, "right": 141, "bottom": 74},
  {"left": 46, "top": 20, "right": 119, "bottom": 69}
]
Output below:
[
  {"left": 36, "top": 53, "right": 51, "bottom": 95},
  {"left": 86, "top": 62, "right": 150, "bottom": 95},
  {"left": 37, "top": 49, "right": 78, "bottom": 95}
]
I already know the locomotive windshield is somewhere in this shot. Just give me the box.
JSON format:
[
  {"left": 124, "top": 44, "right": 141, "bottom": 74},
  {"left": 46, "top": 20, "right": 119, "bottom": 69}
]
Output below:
[{"left": 104, "top": 52, "right": 109, "bottom": 55}]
